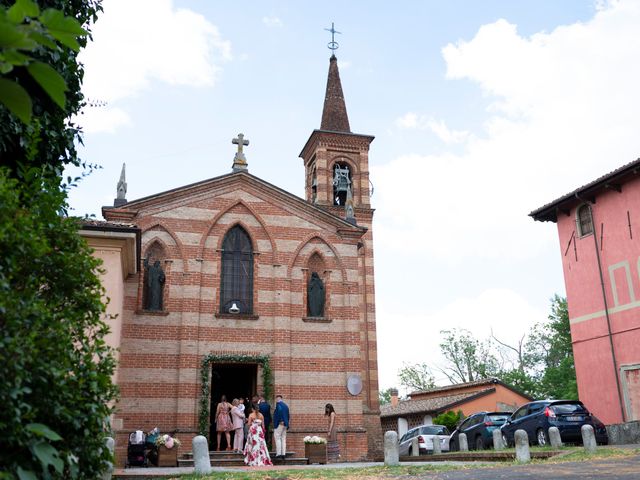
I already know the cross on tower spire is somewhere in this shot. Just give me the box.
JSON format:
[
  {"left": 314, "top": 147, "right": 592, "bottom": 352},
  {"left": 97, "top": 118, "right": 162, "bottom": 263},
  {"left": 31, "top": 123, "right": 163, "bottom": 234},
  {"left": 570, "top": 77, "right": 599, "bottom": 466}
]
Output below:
[
  {"left": 231, "top": 133, "right": 250, "bottom": 172},
  {"left": 325, "top": 22, "right": 341, "bottom": 56}
]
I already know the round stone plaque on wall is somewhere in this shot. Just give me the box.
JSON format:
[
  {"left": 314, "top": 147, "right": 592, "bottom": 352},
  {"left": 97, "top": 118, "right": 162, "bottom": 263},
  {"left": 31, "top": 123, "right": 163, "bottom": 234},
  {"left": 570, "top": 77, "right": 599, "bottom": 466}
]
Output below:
[{"left": 347, "top": 374, "right": 363, "bottom": 396}]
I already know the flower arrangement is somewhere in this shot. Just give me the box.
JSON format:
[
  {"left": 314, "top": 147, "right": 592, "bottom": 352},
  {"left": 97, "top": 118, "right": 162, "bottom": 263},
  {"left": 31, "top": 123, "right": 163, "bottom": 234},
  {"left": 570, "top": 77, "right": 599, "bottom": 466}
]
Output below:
[
  {"left": 303, "top": 435, "right": 327, "bottom": 444},
  {"left": 155, "top": 434, "right": 182, "bottom": 449}
]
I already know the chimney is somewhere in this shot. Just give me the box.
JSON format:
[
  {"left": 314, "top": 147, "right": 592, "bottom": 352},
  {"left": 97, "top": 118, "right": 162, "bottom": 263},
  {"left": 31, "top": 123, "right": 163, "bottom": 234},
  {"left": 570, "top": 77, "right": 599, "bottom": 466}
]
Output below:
[{"left": 390, "top": 388, "right": 399, "bottom": 407}]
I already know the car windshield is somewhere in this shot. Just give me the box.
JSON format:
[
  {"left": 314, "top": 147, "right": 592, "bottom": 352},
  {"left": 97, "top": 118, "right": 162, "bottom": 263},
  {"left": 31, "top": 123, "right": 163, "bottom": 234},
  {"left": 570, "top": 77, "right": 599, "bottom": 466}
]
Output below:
[
  {"left": 487, "top": 414, "right": 510, "bottom": 423},
  {"left": 552, "top": 403, "right": 588, "bottom": 414},
  {"left": 421, "top": 426, "right": 449, "bottom": 435}
]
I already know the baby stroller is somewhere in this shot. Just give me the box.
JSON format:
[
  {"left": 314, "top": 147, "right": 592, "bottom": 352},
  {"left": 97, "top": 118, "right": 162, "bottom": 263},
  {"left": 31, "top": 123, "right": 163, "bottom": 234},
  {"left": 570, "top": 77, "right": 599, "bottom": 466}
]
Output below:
[{"left": 126, "top": 430, "right": 148, "bottom": 467}]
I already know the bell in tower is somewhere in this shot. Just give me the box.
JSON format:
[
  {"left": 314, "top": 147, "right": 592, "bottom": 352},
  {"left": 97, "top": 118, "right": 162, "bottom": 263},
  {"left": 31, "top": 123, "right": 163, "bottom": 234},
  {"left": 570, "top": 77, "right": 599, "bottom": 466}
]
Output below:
[{"left": 332, "top": 164, "right": 351, "bottom": 205}]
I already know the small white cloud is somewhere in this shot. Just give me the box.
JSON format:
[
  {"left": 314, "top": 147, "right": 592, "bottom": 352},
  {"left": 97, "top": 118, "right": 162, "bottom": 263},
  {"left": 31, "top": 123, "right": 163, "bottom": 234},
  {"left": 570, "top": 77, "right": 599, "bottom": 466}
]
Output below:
[
  {"left": 75, "top": 106, "right": 132, "bottom": 134},
  {"left": 395, "top": 112, "right": 469, "bottom": 143},
  {"left": 262, "top": 15, "right": 283, "bottom": 28}
]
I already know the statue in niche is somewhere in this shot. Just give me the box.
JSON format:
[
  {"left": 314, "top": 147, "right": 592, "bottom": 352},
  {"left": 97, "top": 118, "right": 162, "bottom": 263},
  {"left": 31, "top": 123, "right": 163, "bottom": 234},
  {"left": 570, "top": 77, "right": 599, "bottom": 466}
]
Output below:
[
  {"left": 143, "top": 257, "right": 166, "bottom": 311},
  {"left": 307, "top": 271, "right": 325, "bottom": 317}
]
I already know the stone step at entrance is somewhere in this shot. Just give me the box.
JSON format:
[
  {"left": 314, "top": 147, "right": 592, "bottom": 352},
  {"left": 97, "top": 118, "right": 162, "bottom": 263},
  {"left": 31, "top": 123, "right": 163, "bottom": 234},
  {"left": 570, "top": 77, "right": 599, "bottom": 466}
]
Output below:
[{"left": 178, "top": 450, "right": 308, "bottom": 467}]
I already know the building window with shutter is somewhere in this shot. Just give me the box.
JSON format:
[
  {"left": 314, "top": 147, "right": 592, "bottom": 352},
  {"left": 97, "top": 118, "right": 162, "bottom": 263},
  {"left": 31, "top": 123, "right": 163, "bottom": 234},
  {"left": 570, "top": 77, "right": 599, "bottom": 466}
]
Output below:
[
  {"left": 577, "top": 204, "right": 594, "bottom": 237},
  {"left": 220, "top": 225, "right": 254, "bottom": 314}
]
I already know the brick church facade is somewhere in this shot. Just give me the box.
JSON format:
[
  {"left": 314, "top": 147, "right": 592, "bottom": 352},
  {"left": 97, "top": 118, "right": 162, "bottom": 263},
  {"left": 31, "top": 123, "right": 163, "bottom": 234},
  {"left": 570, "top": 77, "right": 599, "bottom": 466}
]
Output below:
[{"left": 100, "top": 55, "right": 382, "bottom": 464}]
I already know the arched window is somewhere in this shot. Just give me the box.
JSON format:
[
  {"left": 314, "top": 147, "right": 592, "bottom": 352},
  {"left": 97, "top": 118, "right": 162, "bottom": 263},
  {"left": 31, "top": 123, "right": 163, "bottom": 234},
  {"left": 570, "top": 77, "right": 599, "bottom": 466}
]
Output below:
[
  {"left": 577, "top": 204, "right": 593, "bottom": 237},
  {"left": 220, "top": 226, "right": 254, "bottom": 314}
]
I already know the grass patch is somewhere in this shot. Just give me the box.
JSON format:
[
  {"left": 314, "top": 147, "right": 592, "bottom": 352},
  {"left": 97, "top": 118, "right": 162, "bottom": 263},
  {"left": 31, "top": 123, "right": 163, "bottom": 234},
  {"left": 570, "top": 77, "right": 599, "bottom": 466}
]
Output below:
[{"left": 541, "top": 447, "right": 640, "bottom": 463}]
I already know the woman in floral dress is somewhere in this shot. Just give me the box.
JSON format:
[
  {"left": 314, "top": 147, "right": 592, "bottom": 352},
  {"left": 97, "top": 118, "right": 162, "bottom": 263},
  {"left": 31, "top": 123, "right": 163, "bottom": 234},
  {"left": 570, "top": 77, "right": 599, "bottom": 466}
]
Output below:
[{"left": 244, "top": 403, "right": 272, "bottom": 466}]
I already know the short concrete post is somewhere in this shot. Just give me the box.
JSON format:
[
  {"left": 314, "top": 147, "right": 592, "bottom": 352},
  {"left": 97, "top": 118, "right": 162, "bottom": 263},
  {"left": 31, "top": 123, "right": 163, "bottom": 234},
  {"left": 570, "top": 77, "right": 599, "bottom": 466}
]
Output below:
[
  {"left": 514, "top": 429, "right": 530, "bottom": 463},
  {"left": 549, "top": 427, "right": 563, "bottom": 448},
  {"left": 101, "top": 437, "right": 115, "bottom": 480},
  {"left": 492, "top": 430, "right": 504, "bottom": 450},
  {"left": 432, "top": 435, "right": 442, "bottom": 455},
  {"left": 193, "top": 435, "right": 212, "bottom": 475},
  {"left": 581, "top": 424, "right": 597, "bottom": 454},
  {"left": 411, "top": 437, "right": 419, "bottom": 456},
  {"left": 384, "top": 431, "right": 399, "bottom": 466},
  {"left": 458, "top": 432, "right": 468, "bottom": 452}
]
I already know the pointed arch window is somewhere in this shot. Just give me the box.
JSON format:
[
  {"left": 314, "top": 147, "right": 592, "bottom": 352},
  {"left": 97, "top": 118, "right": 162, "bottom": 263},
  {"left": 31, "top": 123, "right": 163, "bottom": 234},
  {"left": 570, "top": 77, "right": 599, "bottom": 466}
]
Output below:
[
  {"left": 220, "top": 226, "right": 254, "bottom": 314},
  {"left": 332, "top": 162, "right": 352, "bottom": 206}
]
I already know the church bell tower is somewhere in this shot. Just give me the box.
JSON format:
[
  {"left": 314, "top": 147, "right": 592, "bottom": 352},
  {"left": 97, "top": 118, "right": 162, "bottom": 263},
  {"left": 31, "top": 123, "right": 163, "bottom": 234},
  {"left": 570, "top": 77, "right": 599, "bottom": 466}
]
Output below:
[{"left": 299, "top": 54, "right": 375, "bottom": 225}]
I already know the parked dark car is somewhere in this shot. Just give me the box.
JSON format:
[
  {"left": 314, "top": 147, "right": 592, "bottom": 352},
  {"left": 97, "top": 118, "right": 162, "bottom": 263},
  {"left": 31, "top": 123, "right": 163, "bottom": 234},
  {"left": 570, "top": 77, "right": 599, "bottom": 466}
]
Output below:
[
  {"left": 449, "top": 411, "right": 511, "bottom": 450},
  {"left": 500, "top": 400, "right": 608, "bottom": 447}
]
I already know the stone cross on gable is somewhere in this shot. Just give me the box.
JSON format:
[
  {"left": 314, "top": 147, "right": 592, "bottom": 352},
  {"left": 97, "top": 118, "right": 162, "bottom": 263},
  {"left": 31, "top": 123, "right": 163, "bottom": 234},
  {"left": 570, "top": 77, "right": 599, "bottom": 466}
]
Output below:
[{"left": 231, "top": 133, "right": 249, "bottom": 172}]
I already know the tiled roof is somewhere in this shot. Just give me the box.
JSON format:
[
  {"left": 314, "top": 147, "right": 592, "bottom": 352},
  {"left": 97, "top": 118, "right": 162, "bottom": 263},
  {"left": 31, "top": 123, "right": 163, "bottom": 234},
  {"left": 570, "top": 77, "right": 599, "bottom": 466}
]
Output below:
[
  {"left": 380, "top": 388, "right": 495, "bottom": 419},
  {"left": 409, "top": 377, "right": 501, "bottom": 397},
  {"left": 530, "top": 157, "right": 640, "bottom": 222},
  {"left": 320, "top": 55, "right": 351, "bottom": 133},
  {"left": 79, "top": 219, "right": 137, "bottom": 229}
]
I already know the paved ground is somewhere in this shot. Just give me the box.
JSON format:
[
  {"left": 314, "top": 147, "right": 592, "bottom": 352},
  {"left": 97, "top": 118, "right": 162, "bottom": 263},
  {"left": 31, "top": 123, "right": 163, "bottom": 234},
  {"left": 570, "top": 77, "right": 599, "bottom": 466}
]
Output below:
[{"left": 114, "top": 452, "right": 640, "bottom": 479}]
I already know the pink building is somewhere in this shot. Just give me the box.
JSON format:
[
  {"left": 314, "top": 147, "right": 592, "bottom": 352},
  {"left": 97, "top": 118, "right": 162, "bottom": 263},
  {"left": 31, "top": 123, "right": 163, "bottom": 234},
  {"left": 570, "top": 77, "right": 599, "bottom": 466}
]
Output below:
[{"left": 531, "top": 159, "right": 640, "bottom": 425}]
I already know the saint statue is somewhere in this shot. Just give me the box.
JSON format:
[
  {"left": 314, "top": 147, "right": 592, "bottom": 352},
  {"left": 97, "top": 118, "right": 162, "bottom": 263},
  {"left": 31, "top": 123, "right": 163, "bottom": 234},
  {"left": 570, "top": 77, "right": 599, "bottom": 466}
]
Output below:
[
  {"left": 307, "top": 271, "right": 325, "bottom": 317},
  {"left": 144, "top": 257, "right": 166, "bottom": 311}
]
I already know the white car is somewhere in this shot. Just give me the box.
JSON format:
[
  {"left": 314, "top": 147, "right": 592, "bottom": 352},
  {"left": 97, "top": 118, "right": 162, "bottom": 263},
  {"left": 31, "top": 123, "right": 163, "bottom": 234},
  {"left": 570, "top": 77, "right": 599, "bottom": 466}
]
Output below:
[{"left": 398, "top": 424, "right": 451, "bottom": 455}]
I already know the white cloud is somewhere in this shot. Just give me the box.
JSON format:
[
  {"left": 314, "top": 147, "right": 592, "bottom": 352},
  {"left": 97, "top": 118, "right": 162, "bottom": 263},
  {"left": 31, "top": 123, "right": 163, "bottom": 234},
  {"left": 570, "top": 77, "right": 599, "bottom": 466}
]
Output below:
[
  {"left": 78, "top": 106, "right": 132, "bottom": 134},
  {"left": 377, "top": 289, "right": 544, "bottom": 390},
  {"left": 77, "top": 0, "right": 231, "bottom": 132},
  {"left": 395, "top": 112, "right": 469, "bottom": 143},
  {"left": 262, "top": 15, "right": 283, "bottom": 28},
  {"left": 375, "top": 0, "right": 640, "bottom": 262}
]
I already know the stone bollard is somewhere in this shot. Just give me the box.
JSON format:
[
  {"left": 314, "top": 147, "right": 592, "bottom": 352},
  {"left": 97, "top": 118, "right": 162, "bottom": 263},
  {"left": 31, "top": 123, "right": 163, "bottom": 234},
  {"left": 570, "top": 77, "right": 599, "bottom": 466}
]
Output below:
[
  {"left": 193, "top": 435, "right": 212, "bottom": 475},
  {"left": 549, "top": 427, "right": 563, "bottom": 448},
  {"left": 492, "top": 430, "right": 504, "bottom": 450},
  {"left": 514, "top": 430, "right": 530, "bottom": 463},
  {"left": 582, "top": 424, "right": 597, "bottom": 454},
  {"left": 459, "top": 432, "right": 468, "bottom": 452},
  {"left": 411, "top": 437, "right": 419, "bottom": 456},
  {"left": 384, "top": 431, "right": 399, "bottom": 466},
  {"left": 101, "top": 437, "right": 115, "bottom": 480},
  {"left": 432, "top": 435, "right": 442, "bottom": 455}
]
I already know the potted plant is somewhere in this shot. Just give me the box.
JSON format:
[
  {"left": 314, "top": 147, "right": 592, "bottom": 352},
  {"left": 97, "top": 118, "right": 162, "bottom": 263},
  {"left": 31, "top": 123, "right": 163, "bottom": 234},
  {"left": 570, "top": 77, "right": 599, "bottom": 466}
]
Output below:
[
  {"left": 155, "top": 434, "right": 182, "bottom": 467},
  {"left": 304, "top": 436, "right": 327, "bottom": 464}
]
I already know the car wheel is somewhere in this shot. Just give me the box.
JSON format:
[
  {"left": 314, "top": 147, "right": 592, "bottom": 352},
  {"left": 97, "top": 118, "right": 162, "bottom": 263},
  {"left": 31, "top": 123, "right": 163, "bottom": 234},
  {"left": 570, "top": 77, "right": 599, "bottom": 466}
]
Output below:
[
  {"left": 537, "top": 428, "right": 548, "bottom": 447},
  {"left": 475, "top": 436, "right": 484, "bottom": 450},
  {"left": 450, "top": 440, "right": 457, "bottom": 452}
]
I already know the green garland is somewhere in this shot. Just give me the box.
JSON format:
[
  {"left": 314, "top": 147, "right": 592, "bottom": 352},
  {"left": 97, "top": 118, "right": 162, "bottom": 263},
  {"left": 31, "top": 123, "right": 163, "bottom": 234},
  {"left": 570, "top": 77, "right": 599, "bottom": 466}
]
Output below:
[{"left": 198, "top": 353, "right": 273, "bottom": 438}]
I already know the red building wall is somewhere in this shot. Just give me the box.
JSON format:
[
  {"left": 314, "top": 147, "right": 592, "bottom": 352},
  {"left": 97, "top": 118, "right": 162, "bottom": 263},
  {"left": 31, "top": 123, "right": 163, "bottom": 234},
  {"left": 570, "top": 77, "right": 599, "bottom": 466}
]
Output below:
[{"left": 556, "top": 175, "right": 640, "bottom": 424}]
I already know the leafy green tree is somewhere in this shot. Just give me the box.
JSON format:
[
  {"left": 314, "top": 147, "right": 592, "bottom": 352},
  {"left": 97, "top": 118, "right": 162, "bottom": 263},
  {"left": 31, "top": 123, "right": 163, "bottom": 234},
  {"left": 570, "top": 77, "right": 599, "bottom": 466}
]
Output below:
[
  {"left": 378, "top": 387, "right": 397, "bottom": 406},
  {"left": 434, "top": 410, "right": 464, "bottom": 431},
  {"left": 0, "top": 0, "right": 102, "bottom": 176},
  {"left": 530, "top": 295, "right": 577, "bottom": 399},
  {"left": 0, "top": 1, "right": 115, "bottom": 478},
  {"left": 398, "top": 362, "right": 436, "bottom": 393},
  {"left": 438, "top": 329, "right": 499, "bottom": 383}
]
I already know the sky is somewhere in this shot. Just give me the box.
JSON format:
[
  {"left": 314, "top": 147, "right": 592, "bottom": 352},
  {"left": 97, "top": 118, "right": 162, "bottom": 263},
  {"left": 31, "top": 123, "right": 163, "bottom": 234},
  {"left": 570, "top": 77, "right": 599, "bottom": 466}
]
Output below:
[{"left": 67, "top": 0, "right": 640, "bottom": 393}]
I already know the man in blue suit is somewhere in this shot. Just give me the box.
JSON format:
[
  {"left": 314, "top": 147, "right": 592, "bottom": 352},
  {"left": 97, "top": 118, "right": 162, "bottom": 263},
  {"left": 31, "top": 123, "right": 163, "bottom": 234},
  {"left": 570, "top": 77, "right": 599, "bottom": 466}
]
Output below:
[
  {"left": 258, "top": 395, "right": 272, "bottom": 449},
  {"left": 272, "top": 394, "right": 289, "bottom": 460}
]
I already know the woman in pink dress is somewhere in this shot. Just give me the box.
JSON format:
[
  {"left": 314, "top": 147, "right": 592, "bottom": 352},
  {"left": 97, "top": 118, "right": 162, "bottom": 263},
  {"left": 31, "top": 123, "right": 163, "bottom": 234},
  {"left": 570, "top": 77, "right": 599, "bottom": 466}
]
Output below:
[
  {"left": 215, "top": 395, "right": 233, "bottom": 451},
  {"left": 244, "top": 403, "right": 272, "bottom": 466}
]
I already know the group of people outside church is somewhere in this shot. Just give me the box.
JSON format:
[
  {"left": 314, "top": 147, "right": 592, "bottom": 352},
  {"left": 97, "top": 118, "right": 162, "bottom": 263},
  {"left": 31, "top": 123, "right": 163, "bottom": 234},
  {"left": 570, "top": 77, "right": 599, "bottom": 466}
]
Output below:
[{"left": 215, "top": 394, "right": 339, "bottom": 466}]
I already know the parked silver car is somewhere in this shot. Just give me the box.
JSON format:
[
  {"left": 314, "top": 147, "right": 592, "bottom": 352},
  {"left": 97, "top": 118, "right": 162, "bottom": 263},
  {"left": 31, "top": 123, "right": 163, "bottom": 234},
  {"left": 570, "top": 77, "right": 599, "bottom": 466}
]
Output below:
[{"left": 398, "top": 424, "right": 451, "bottom": 455}]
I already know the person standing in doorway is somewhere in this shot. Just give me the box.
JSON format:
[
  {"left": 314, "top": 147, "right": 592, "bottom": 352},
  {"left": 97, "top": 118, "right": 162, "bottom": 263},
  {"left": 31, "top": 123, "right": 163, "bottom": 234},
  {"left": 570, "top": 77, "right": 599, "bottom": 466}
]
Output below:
[
  {"left": 215, "top": 395, "right": 233, "bottom": 451},
  {"left": 258, "top": 395, "right": 272, "bottom": 449},
  {"left": 325, "top": 403, "right": 340, "bottom": 462},
  {"left": 230, "top": 399, "right": 245, "bottom": 453},
  {"left": 272, "top": 394, "right": 289, "bottom": 460}
]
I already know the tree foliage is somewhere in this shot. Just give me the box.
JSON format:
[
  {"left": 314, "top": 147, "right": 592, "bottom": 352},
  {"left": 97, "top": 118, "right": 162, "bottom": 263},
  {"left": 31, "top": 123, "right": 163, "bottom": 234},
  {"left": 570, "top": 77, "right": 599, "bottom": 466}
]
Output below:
[
  {"left": 398, "top": 362, "right": 436, "bottom": 393},
  {"left": 0, "top": 1, "right": 115, "bottom": 478},
  {"left": 0, "top": 0, "right": 102, "bottom": 176},
  {"left": 438, "top": 329, "right": 499, "bottom": 383},
  {"left": 433, "top": 410, "right": 464, "bottom": 431},
  {"left": 378, "top": 387, "right": 396, "bottom": 406}
]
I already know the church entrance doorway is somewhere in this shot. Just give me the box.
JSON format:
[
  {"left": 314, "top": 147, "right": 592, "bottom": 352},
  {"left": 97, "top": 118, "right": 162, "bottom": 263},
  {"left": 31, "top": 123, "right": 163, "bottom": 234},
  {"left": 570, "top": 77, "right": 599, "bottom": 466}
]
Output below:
[{"left": 209, "top": 363, "right": 257, "bottom": 451}]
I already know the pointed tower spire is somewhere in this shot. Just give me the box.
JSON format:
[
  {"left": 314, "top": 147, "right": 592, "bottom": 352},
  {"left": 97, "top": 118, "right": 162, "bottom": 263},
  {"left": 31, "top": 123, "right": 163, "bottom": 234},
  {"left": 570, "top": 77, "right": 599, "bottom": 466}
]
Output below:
[
  {"left": 320, "top": 55, "right": 351, "bottom": 132},
  {"left": 114, "top": 163, "right": 127, "bottom": 207}
]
